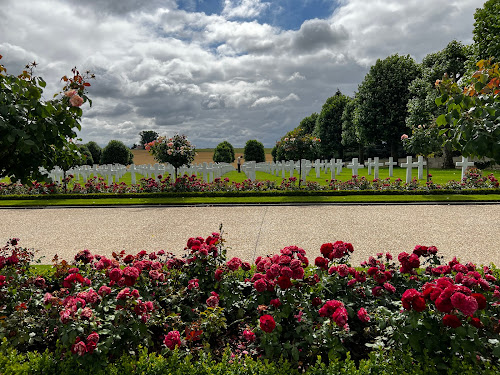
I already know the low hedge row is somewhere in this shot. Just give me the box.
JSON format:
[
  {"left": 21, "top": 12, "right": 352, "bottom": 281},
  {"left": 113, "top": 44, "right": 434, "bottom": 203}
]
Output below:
[{"left": 1, "top": 340, "right": 498, "bottom": 375}]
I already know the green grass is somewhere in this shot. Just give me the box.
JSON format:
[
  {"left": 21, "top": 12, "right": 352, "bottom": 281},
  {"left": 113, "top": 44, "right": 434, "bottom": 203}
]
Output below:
[{"left": 1, "top": 194, "right": 499, "bottom": 207}]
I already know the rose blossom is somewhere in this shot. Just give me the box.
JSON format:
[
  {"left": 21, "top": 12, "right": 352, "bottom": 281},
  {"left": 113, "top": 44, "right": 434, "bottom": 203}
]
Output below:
[
  {"left": 242, "top": 329, "right": 256, "bottom": 342},
  {"left": 69, "top": 94, "right": 84, "bottom": 107},
  {"left": 259, "top": 314, "right": 276, "bottom": 333},
  {"left": 164, "top": 330, "right": 182, "bottom": 350},
  {"left": 357, "top": 308, "right": 370, "bottom": 322},
  {"left": 442, "top": 314, "right": 461, "bottom": 328}
]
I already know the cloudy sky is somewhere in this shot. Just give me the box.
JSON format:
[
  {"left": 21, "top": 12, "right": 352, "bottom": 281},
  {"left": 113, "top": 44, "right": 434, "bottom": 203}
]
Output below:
[{"left": 1, "top": 0, "right": 484, "bottom": 148}]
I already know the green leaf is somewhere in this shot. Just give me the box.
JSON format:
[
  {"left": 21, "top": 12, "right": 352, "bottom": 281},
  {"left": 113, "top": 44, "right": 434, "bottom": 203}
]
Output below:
[
  {"left": 436, "top": 114, "right": 448, "bottom": 126},
  {"left": 291, "top": 346, "right": 299, "bottom": 361}
]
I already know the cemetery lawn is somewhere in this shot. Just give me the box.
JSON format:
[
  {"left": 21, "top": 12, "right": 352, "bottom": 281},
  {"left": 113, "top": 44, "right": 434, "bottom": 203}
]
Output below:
[{"left": 1, "top": 193, "right": 499, "bottom": 207}]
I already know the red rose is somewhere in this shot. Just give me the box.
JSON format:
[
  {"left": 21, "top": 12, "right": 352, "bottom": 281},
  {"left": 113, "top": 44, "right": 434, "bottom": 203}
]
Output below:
[
  {"left": 469, "top": 317, "right": 482, "bottom": 328},
  {"left": 401, "top": 289, "right": 426, "bottom": 312},
  {"left": 450, "top": 292, "right": 478, "bottom": 316},
  {"left": 254, "top": 278, "right": 267, "bottom": 292},
  {"left": 357, "top": 307, "right": 370, "bottom": 323},
  {"left": 315, "top": 257, "right": 329, "bottom": 270},
  {"left": 259, "top": 314, "right": 276, "bottom": 333},
  {"left": 214, "top": 268, "right": 224, "bottom": 281},
  {"left": 277, "top": 276, "right": 292, "bottom": 290},
  {"left": 472, "top": 293, "right": 487, "bottom": 310},
  {"left": 164, "top": 330, "right": 182, "bottom": 350},
  {"left": 270, "top": 298, "right": 281, "bottom": 308},
  {"left": 320, "top": 243, "right": 333, "bottom": 258},
  {"left": 442, "top": 314, "right": 462, "bottom": 328}
]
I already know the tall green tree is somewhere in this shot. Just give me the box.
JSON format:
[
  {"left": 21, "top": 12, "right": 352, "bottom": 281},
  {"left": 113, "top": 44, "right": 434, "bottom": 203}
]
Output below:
[
  {"left": 213, "top": 141, "right": 235, "bottom": 163},
  {"left": 341, "top": 96, "right": 366, "bottom": 160},
  {"left": 406, "top": 40, "right": 470, "bottom": 167},
  {"left": 139, "top": 130, "right": 159, "bottom": 147},
  {"left": 243, "top": 140, "right": 266, "bottom": 162},
  {"left": 355, "top": 54, "right": 420, "bottom": 157},
  {"left": 298, "top": 113, "right": 318, "bottom": 135},
  {"left": 314, "top": 89, "right": 349, "bottom": 159},
  {"left": 473, "top": 0, "right": 500, "bottom": 61},
  {"left": 0, "top": 57, "right": 93, "bottom": 183},
  {"left": 85, "top": 141, "right": 101, "bottom": 165}
]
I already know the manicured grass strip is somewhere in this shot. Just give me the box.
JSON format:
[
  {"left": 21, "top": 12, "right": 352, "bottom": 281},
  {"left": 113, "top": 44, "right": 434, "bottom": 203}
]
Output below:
[{"left": 1, "top": 194, "right": 499, "bottom": 206}]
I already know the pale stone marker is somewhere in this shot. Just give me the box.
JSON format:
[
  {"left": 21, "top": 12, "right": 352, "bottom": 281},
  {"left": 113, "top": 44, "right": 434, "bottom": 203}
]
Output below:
[
  {"left": 346, "top": 158, "right": 364, "bottom": 177},
  {"left": 372, "top": 157, "right": 384, "bottom": 180},
  {"left": 456, "top": 156, "right": 474, "bottom": 180},
  {"left": 385, "top": 157, "right": 398, "bottom": 177},
  {"left": 416, "top": 156, "right": 427, "bottom": 180},
  {"left": 400, "top": 156, "right": 418, "bottom": 183}
]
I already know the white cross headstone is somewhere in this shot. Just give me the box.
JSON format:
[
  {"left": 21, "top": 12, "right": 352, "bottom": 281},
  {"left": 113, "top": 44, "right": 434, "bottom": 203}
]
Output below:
[
  {"left": 400, "top": 156, "right": 418, "bottom": 183},
  {"left": 416, "top": 156, "right": 427, "bottom": 180},
  {"left": 456, "top": 156, "right": 474, "bottom": 180},
  {"left": 366, "top": 158, "right": 373, "bottom": 175},
  {"left": 336, "top": 159, "right": 343, "bottom": 174},
  {"left": 346, "top": 158, "right": 364, "bottom": 177},
  {"left": 385, "top": 157, "right": 398, "bottom": 177},
  {"left": 372, "top": 157, "right": 384, "bottom": 180}
]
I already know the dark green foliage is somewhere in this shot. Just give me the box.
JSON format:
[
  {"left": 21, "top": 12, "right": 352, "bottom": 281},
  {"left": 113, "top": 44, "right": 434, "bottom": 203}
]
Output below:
[
  {"left": 473, "top": 0, "right": 500, "bottom": 61},
  {"left": 0, "top": 60, "right": 92, "bottom": 184},
  {"left": 355, "top": 54, "right": 420, "bottom": 157},
  {"left": 244, "top": 139, "right": 266, "bottom": 162},
  {"left": 139, "top": 130, "right": 159, "bottom": 147},
  {"left": 100, "top": 140, "right": 133, "bottom": 165},
  {"left": 78, "top": 145, "right": 94, "bottom": 166},
  {"left": 314, "top": 89, "right": 349, "bottom": 159},
  {"left": 213, "top": 141, "right": 235, "bottom": 163},
  {"left": 85, "top": 141, "right": 102, "bottom": 165},
  {"left": 298, "top": 113, "right": 318, "bottom": 135}
]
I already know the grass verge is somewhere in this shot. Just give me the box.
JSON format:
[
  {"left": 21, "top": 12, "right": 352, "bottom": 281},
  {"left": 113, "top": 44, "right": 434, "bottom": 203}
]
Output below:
[{"left": 1, "top": 194, "right": 499, "bottom": 206}]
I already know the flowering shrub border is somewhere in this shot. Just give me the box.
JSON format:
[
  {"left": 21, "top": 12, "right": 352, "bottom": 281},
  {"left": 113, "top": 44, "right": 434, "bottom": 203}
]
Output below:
[
  {"left": 0, "top": 167, "right": 499, "bottom": 197},
  {"left": 1, "top": 232, "right": 500, "bottom": 371}
]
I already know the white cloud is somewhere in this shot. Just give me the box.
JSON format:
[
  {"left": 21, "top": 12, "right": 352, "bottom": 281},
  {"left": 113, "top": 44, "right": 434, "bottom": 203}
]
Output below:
[
  {"left": 222, "top": 0, "right": 270, "bottom": 19},
  {"left": 0, "top": 0, "right": 483, "bottom": 148}
]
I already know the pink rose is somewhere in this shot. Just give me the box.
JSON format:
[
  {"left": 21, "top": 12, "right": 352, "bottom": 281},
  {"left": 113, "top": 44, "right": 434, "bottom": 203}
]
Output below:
[
  {"left": 164, "top": 330, "right": 181, "bottom": 350},
  {"left": 357, "top": 307, "right": 370, "bottom": 323},
  {"left": 69, "top": 94, "right": 84, "bottom": 107}
]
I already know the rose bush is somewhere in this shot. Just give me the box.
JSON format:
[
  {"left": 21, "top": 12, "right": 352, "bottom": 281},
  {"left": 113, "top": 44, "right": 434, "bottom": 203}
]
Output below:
[
  {"left": 1, "top": 233, "right": 500, "bottom": 370},
  {"left": 1, "top": 167, "right": 498, "bottom": 195}
]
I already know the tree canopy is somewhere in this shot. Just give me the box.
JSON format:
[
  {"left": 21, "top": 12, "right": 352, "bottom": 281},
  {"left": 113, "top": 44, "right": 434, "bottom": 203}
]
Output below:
[
  {"left": 473, "top": 0, "right": 500, "bottom": 61},
  {"left": 213, "top": 141, "right": 235, "bottom": 163},
  {"left": 139, "top": 130, "right": 159, "bottom": 147},
  {"left": 354, "top": 54, "right": 420, "bottom": 157},
  {"left": 314, "top": 89, "right": 349, "bottom": 159},
  {"left": 0, "top": 56, "right": 93, "bottom": 183},
  {"left": 243, "top": 140, "right": 266, "bottom": 162}
]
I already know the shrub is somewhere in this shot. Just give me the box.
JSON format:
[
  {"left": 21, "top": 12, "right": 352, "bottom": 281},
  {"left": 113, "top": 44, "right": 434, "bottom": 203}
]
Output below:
[
  {"left": 213, "top": 141, "right": 235, "bottom": 163},
  {"left": 85, "top": 141, "right": 101, "bottom": 165},
  {"left": 100, "top": 140, "right": 133, "bottom": 165},
  {"left": 244, "top": 139, "right": 266, "bottom": 162}
]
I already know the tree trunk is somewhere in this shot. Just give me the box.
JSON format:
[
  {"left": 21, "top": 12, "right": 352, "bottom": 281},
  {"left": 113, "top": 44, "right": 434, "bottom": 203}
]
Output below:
[
  {"left": 358, "top": 144, "right": 364, "bottom": 162},
  {"left": 442, "top": 145, "right": 454, "bottom": 169}
]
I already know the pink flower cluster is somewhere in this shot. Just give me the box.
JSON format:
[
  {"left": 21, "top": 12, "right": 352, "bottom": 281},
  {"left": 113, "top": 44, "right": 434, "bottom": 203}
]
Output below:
[
  {"left": 251, "top": 246, "right": 309, "bottom": 292},
  {"left": 64, "top": 89, "right": 84, "bottom": 107}
]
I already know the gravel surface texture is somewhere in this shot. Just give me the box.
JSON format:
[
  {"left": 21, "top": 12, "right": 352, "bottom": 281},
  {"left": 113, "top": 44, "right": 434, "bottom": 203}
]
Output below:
[{"left": 1, "top": 204, "right": 499, "bottom": 266}]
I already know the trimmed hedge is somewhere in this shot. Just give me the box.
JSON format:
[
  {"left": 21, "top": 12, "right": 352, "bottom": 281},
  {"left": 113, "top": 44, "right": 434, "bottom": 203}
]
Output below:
[{"left": 1, "top": 340, "right": 498, "bottom": 375}]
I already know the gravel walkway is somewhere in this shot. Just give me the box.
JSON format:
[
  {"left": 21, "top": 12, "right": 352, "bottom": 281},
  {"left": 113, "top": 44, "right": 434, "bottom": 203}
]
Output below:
[{"left": 2, "top": 204, "right": 500, "bottom": 266}]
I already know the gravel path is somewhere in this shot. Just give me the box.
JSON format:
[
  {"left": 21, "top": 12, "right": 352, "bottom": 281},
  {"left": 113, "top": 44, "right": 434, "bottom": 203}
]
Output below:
[{"left": 2, "top": 204, "right": 500, "bottom": 266}]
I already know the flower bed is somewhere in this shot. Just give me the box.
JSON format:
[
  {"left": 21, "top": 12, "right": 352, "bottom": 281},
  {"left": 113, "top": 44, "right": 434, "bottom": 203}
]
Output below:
[
  {"left": 1, "top": 234, "right": 500, "bottom": 372},
  {"left": 0, "top": 167, "right": 498, "bottom": 196}
]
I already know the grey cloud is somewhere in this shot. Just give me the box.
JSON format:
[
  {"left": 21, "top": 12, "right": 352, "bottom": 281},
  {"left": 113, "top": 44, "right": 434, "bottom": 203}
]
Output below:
[
  {"left": 201, "top": 94, "right": 226, "bottom": 109},
  {"left": 291, "top": 19, "right": 349, "bottom": 53}
]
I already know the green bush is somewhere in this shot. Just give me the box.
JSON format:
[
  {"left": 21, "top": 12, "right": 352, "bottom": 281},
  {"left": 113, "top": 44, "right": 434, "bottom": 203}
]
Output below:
[
  {"left": 85, "top": 141, "right": 102, "bottom": 165},
  {"left": 100, "top": 140, "right": 133, "bottom": 165},
  {"left": 244, "top": 139, "right": 266, "bottom": 162},
  {"left": 213, "top": 141, "right": 235, "bottom": 163}
]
